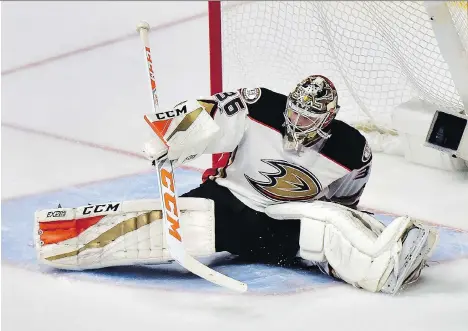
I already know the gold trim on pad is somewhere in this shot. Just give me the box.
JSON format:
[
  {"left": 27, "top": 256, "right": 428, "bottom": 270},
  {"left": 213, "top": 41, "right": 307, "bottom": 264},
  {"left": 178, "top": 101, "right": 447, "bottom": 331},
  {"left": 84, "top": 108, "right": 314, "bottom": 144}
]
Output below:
[{"left": 45, "top": 211, "right": 162, "bottom": 261}]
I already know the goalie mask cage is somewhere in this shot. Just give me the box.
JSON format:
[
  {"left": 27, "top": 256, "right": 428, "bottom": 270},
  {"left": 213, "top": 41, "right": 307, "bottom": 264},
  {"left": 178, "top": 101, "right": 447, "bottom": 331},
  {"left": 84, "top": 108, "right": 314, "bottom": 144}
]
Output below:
[{"left": 208, "top": 1, "right": 468, "bottom": 162}]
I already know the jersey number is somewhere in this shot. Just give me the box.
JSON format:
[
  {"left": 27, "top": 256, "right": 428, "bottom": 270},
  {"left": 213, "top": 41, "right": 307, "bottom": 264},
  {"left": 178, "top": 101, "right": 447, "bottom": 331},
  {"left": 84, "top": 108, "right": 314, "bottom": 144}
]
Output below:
[{"left": 214, "top": 92, "right": 246, "bottom": 116}]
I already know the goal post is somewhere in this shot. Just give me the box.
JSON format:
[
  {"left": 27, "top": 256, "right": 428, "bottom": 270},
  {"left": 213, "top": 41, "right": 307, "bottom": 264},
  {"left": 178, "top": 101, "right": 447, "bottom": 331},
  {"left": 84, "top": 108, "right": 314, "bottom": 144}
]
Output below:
[
  {"left": 207, "top": 1, "right": 468, "bottom": 169},
  {"left": 425, "top": 1, "right": 468, "bottom": 111},
  {"left": 208, "top": 0, "right": 223, "bottom": 95}
]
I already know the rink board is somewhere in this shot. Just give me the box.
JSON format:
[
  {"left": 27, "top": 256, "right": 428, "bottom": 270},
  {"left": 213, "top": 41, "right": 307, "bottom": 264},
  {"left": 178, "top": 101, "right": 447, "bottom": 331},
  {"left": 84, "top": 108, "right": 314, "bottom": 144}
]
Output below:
[{"left": 2, "top": 168, "right": 468, "bottom": 295}]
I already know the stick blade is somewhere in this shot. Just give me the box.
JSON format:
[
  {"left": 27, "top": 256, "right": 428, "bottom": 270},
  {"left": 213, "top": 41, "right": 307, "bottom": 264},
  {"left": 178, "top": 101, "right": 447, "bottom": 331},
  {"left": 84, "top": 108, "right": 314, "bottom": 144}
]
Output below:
[{"left": 182, "top": 253, "right": 248, "bottom": 293}]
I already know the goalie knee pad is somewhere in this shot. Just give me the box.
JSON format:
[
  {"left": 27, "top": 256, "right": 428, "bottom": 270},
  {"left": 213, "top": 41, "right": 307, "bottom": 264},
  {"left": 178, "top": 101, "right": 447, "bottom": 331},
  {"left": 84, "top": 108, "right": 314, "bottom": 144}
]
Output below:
[
  {"left": 265, "top": 201, "right": 438, "bottom": 293},
  {"left": 35, "top": 198, "right": 215, "bottom": 270}
]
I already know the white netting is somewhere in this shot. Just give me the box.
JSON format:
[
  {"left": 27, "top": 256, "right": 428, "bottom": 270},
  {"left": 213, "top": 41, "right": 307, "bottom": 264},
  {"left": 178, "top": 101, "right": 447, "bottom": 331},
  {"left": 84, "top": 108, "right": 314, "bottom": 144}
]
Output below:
[
  {"left": 448, "top": 1, "right": 468, "bottom": 52},
  {"left": 219, "top": 1, "right": 468, "bottom": 136}
]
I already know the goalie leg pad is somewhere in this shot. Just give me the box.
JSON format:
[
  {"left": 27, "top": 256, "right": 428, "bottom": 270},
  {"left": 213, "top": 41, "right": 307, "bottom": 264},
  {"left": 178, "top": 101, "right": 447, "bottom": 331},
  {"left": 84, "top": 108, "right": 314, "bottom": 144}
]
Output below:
[
  {"left": 265, "top": 201, "right": 437, "bottom": 293},
  {"left": 34, "top": 198, "right": 215, "bottom": 270}
]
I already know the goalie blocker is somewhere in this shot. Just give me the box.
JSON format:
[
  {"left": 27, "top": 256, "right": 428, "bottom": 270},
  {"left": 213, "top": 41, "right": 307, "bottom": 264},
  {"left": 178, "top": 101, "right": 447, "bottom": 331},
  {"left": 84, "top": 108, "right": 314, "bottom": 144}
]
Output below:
[{"left": 35, "top": 182, "right": 437, "bottom": 294}]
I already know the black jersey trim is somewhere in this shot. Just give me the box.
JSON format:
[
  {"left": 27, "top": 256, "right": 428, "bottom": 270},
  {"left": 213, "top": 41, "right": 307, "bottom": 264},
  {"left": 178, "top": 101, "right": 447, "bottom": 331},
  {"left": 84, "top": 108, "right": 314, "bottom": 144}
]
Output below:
[
  {"left": 320, "top": 120, "right": 371, "bottom": 171},
  {"left": 245, "top": 88, "right": 287, "bottom": 135}
]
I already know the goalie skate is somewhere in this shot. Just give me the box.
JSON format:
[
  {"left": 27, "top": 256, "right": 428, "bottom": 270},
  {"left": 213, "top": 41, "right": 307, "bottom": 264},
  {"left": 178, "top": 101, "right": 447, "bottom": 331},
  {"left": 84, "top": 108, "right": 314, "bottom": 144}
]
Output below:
[{"left": 381, "top": 223, "right": 439, "bottom": 294}]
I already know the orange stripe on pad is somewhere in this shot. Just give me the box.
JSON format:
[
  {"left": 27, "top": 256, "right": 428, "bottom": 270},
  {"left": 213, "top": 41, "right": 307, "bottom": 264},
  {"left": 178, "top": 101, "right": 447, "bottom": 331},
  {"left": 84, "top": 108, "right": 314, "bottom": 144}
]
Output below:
[{"left": 39, "top": 216, "right": 104, "bottom": 245}]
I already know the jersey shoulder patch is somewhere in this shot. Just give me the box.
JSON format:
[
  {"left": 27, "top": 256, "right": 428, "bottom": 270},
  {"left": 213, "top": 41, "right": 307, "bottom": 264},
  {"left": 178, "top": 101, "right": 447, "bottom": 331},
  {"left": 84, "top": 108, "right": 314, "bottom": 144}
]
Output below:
[
  {"left": 240, "top": 88, "right": 262, "bottom": 104},
  {"left": 244, "top": 88, "right": 287, "bottom": 134},
  {"left": 320, "top": 120, "right": 372, "bottom": 170}
]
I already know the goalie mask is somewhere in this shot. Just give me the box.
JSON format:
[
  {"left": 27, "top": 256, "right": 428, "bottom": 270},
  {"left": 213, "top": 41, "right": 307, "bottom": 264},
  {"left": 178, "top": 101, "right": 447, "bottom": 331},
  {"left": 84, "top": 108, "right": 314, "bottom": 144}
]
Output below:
[{"left": 283, "top": 75, "right": 339, "bottom": 153}]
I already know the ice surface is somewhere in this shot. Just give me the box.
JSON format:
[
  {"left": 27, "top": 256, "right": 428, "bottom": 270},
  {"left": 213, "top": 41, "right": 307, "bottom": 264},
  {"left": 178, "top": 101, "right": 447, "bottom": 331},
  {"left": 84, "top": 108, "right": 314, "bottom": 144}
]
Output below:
[
  {"left": 3, "top": 259, "right": 468, "bottom": 331},
  {"left": 2, "top": 2, "right": 467, "bottom": 331}
]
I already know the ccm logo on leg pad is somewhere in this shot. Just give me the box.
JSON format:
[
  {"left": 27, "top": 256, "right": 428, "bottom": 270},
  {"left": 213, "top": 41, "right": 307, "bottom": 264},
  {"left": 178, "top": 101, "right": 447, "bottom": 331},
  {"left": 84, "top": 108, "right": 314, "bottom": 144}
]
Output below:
[{"left": 82, "top": 203, "right": 121, "bottom": 215}]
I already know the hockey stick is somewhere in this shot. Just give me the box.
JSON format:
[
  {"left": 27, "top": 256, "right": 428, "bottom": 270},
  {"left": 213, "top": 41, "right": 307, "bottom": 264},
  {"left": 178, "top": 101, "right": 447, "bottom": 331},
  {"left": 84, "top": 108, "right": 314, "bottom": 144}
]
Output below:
[{"left": 136, "top": 21, "right": 247, "bottom": 293}]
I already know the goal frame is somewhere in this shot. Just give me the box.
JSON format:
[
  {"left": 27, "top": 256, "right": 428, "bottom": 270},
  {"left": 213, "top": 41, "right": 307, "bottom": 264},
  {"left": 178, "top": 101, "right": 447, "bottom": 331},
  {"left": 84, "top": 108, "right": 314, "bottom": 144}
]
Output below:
[{"left": 207, "top": 1, "right": 468, "bottom": 167}]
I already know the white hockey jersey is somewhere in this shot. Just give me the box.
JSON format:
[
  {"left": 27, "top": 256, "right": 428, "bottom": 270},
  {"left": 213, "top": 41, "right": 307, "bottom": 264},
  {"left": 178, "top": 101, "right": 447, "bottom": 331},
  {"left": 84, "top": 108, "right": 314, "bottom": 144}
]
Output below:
[{"left": 197, "top": 88, "right": 372, "bottom": 212}]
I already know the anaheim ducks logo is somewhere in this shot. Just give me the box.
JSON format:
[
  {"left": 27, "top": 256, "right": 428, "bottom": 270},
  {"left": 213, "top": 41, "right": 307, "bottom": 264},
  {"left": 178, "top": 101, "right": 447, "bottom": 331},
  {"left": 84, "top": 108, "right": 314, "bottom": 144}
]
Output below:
[{"left": 245, "top": 159, "right": 322, "bottom": 202}]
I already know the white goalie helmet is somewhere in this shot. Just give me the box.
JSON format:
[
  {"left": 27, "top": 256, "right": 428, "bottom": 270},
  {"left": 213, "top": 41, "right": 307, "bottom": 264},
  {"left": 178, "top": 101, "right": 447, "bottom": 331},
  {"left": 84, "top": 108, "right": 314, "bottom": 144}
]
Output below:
[{"left": 283, "top": 75, "right": 339, "bottom": 152}]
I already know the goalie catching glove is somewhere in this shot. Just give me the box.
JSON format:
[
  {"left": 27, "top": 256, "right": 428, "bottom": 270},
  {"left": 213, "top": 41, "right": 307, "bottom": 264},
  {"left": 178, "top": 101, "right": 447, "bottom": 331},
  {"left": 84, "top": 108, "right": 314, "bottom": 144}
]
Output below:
[{"left": 143, "top": 99, "right": 220, "bottom": 167}]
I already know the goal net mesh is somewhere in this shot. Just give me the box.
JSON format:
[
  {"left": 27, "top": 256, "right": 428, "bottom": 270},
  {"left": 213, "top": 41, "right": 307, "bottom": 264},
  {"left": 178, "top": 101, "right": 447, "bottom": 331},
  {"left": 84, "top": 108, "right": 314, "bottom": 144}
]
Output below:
[{"left": 218, "top": 1, "right": 468, "bottom": 139}]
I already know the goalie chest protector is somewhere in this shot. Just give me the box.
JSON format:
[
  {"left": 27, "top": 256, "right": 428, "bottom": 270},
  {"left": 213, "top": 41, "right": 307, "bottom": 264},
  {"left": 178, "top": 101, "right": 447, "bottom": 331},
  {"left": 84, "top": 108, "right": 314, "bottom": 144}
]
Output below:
[{"left": 209, "top": 88, "right": 371, "bottom": 212}]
